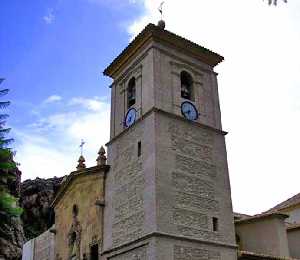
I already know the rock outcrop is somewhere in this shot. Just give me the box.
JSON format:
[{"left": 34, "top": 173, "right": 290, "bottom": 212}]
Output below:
[
  {"left": 0, "top": 214, "right": 25, "bottom": 260},
  {"left": 0, "top": 175, "right": 64, "bottom": 259},
  {"left": 20, "top": 176, "right": 63, "bottom": 241}
]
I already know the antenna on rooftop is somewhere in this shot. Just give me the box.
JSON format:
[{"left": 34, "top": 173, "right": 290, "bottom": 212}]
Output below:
[{"left": 157, "top": 1, "right": 166, "bottom": 29}]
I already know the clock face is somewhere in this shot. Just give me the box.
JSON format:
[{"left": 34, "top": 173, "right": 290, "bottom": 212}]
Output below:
[
  {"left": 124, "top": 108, "right": 137, "bottom": 128},
  {"left": 181, "top": 101, "right": 199, "bottom": 121}
]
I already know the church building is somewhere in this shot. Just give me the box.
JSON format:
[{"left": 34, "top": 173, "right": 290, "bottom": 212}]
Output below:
[
  {"left": 22, "top": 22, "right": 300, "bottom": 260},
  {"left": 54, "top": 21, "right": 236, "bottom": 260}
]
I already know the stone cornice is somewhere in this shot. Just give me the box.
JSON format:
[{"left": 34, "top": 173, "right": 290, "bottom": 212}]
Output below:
[
  {"left": 106, "top": 107, "right": 227, "bottom": 146},
  {"left": 51, "top": 164, "right": 110, "bottom": 208},
  {"left": 103, "top": 23, "right": 223, "bottom": 79},
  {"left": 101, "top": 231, "right": 237, "bottom": 256}
]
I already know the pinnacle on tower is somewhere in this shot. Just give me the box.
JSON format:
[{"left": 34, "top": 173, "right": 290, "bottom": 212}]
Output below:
[
  {"left": 96, "top": 146, "right": 107, "bottom": 166},
  {"left": 76, "top": 155, "right": 86, "bottom": 170}
]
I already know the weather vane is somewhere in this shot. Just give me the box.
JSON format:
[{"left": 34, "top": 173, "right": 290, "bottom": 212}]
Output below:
[
  {"left": 158, "top": 1, "right": 165, "bottom": 20},
  {"left": 79, "top": 139, "right": 85, "bottom": 156}
]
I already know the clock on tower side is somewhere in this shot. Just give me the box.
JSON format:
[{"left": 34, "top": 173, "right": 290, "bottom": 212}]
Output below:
[{"left": 102, "top": 24, "right": 237, "bottom": 260}]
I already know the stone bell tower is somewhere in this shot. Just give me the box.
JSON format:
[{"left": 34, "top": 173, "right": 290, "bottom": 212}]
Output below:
[{"left": 102, "top": 23, "right": 237, "bottom": 260}]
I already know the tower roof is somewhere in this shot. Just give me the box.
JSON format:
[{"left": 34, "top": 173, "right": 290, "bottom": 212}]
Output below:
[{"left": 103, "top": 23, "right": 224, "bottom": 79}]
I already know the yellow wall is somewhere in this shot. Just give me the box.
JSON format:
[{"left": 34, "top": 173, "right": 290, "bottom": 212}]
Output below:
[{"left": 54, "top": 171, "right": 105, "bottom": 260}]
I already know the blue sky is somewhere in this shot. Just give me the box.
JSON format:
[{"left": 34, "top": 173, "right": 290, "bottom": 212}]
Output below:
[
  {"left": 1, "top": 0, "right": 300, "bottom": 215},
  {"left": 1, "top": 0, "right": 142, "bottom": 120},
  {"left": 0, "top": 0, "right": 144, "bottom": 180}
]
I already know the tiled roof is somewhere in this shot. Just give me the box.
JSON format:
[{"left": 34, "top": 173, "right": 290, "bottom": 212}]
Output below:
[
  {"left": 235, "top": 212, "right": 289, "bottom": 225},
  {"left": 234, "top": 212, "right": 252, "bottom": 220},
  {"left": 239, "top": 251, "right": 299, "bottom": 260},
  {"left": 266, "top": 192, "right": 300, "bottom": 213}
]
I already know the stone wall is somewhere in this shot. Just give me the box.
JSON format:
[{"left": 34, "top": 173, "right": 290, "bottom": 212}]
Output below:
[
  {"left": 104, "top": 116, "right": 156, "bottom": 251},
  {"left": 155, "top": 112, "right": 236, "bottom": 247},
  {"left": 287, "top": 227, "right": 300, "bottom": 258},
  {"left": 235, "top": 215, "right": 290, "bottom": 258},
  {"left": 21, "top": 228, "right": 55, "bottom": 260}
]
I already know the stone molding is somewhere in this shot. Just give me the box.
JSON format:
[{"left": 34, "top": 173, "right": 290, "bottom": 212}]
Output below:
[
  {"left": 102, "top": 231, "right": 237, "bottom": 256},
  {"left": 106, "top": 107, "right": 227, "bottom": 146},
  {"left": 51, "top": 164, "right": 110, "bottom": 208}
]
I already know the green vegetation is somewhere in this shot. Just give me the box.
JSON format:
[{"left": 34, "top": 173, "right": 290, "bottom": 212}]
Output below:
[{"left": 0, "top": 78, "right": 23, "bottom": 219}]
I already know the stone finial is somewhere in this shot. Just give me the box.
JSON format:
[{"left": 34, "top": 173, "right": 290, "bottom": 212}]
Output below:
[
  {"left": 76, "top": 155, "right": 86, "bottom": 170},
  {"left": 96, "top": 146, "right": 107, "bottom": 166},
  {"left": 157, "top": 20, "right": 165, "bottom": 29}
]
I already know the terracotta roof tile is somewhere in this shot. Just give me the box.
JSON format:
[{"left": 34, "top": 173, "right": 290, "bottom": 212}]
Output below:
[
  {"left": 235, "top": 212, "right": 289, "bottom": 224},
  {"left": 266, "top": 192, "right": 300, "bottom": 212}
]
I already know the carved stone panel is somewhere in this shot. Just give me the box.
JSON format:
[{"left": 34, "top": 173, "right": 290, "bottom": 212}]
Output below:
[
  {"left": 174, "top": 245, "right": 220, "bottom": 260},
  {"left": 165, "top": 120, "right": 221, "bottom": 242},
  {"left": 172, "top": 172, "right": 215, "bottom": 199},
  {"left": 108, "top": 245, "right": 147, "bottom": 260}
]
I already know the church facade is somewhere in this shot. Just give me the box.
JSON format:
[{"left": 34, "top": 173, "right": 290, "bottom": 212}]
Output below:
[{"left": 21, "top": 23, "right": 300, "bottom": 260}]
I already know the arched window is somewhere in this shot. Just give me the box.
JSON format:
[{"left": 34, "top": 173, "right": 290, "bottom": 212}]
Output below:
[
  {"left": 72, "top": 204, "right": 78, "bottom": 217},
  {"left": 180, "top": 71, "right": 193, "bottom": 100},
  {"left": 127, "top": 77, "right": 136, "bottom": 108}
]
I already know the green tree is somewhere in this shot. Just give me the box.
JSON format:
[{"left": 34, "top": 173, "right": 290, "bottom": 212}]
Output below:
[{"left": 0, "top": 78, "right": 22, "bottom": 219}]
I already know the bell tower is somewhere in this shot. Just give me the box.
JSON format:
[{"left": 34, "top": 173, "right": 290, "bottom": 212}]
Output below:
[{"left": 102, "top": 23, "right": 237, "bottom": 260}]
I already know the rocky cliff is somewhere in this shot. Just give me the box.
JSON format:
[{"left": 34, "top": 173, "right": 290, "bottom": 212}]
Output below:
[
  {"left": 20, "top": 176, "right": 63, "bottom": 241},
  {"left": 0, "top": 213, "right": 25, "bottom": 260},
  {"left": 0, "top": 176, "right": 63, "bottom": 259}
]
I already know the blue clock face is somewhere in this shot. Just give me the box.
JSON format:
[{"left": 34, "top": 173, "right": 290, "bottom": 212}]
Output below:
[
  {"left": 124, "top": 108, "right": 137, "bottom": 128},
  {"left": 181, "top": 101, "right": 199, "bottom": 121}
]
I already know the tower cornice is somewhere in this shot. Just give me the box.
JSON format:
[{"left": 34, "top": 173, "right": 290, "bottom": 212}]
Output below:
[
  {"left": 103, "top": 23, "right": 224, "bottom": 79},
  {"left": 106, "top": 107, "right": 227, "bottom": 146}
]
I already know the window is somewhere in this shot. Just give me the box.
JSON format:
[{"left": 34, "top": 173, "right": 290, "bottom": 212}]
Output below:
[
  {"left": 180, "top": 71, "right": 193, "bottom": 100},
  {"left": 212, "top": 217, "right": 218, "bottom": 232},
  {"left": 138, "top": 141, "right": 141, "bottom": 157},
  {"left": 236, "top": 234, "right": 241, "bottom": 249},
  {"left": 90, "top": 244, "right": 99, "bottom": 260},
  {"left": 127, "top": 77, "right": 136, "bottom": 108},
  {"left": 72, "top": 204, "right": 78, "bottom": 217}
]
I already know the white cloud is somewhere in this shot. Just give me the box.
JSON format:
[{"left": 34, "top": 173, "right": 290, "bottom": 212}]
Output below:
[
  {"left": 43, "top": 95, "right": 62, "bottom": 104},
  {"left": 69, "top": 97, "right": 107, "bottom": 112},
  {"left": 15, "top": 97, "right": 110, "bottom": 181},
  {"left": 43, "top": 8, "right": 55, "bottom": 24},
  {"left": 128, "top": 0, "right": 300, "bottom": 215}
]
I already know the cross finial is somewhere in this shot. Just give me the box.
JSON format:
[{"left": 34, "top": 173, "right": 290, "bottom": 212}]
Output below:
[
  {"left": 157, "top": 2, "right": 166, "bottom": 29},
  {"left": 158, "top": 1, "right": 164, "bottom": 20},
  {"left": 79, "top": 139, "right": 85, "bottom": 156}
]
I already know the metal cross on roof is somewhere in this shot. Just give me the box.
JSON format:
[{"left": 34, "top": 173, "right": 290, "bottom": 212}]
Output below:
[
  {"left": 79, "top": 139, "right": 85, "bottom": 156},
  {"left": 158, "top": 1, "right": 165, "bottom": 19}
]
